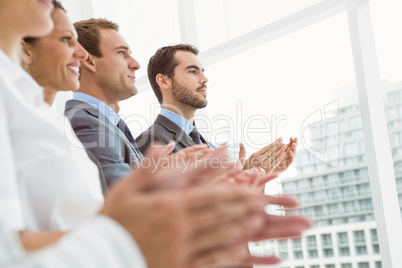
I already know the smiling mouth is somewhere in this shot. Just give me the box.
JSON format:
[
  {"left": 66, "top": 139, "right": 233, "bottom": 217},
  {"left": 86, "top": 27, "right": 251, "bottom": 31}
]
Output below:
[{"left": 67, "top": 66, "right": 80, "bottom": 76}]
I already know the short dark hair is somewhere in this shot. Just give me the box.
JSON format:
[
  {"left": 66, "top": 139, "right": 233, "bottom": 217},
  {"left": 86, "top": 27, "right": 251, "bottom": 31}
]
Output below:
[
  {"left": 23, "top": 0, "right": 66, "bottom": 44},
  {"left": 148, "top": 44, "right": 199, "bottom": 104},
  {"left": 73, "top": 18, "right": 118, "bottom": 58}
]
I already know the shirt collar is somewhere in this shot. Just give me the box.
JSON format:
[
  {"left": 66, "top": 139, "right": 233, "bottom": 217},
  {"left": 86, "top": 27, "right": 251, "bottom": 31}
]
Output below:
[
  {"left": 160, "top": 108, "right": 194, "bottom": 135},
  {"left": 73, "top": 92, "right": 121, "bottom": 125},
  {"left": 0, "top": 49, "right": 44, "bottom": 107}
]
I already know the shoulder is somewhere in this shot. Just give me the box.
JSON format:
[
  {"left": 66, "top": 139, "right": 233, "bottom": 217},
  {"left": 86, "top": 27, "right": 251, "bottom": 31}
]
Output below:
[
  {"left": 136, "top": 117, "right": 177, "bottom": 154},
  {"left": 64, "top": 100, "right": 103, "bottom": 127},
  {"left": 136, "top": 122, "right": 164, "bottom": 148}
]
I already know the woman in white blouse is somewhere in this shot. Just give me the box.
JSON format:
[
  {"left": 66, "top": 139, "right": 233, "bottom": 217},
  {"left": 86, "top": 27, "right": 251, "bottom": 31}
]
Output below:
[
  {"left": 1, "top": 0, "right": 104, "bottom": 250},
  {"left": 14, "top": 1, "right": 105, "bottom": 233}
]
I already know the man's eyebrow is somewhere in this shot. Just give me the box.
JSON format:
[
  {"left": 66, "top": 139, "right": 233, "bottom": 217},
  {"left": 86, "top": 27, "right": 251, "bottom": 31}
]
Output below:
[
  {"left": 186, "top": 65, "right": 204, "bottom": 72},
  {"left": 115, "top": 46, "right": 131, "bottom": 53}
]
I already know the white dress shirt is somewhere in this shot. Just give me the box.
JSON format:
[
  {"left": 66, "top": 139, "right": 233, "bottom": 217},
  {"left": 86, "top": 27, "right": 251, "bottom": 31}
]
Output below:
[{"left": 0, "top": 49, "right": 104, "bottom": 231}]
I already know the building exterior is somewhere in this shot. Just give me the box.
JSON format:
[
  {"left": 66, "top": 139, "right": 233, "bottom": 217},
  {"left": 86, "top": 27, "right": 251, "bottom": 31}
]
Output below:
[{"left": 257, "top": 81, "right": 402, "bottom": 268}]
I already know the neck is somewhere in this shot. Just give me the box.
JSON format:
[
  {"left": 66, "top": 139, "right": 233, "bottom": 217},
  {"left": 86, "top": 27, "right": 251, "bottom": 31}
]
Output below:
[
  {"left": 43, "top": 87, "right": 57, "bottom": 106},
  {"left": 77, "top": 81, "right": 120, "bottom": 113},
  {"left": 0, "top": 31, "right": 22, "bottom": 64},
  {"left": 162, "top": 103, "right": 196, "bottom": 124}
]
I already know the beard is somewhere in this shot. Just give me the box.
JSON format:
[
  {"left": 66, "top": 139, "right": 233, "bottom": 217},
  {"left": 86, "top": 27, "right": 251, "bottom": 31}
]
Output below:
[{"left": 171, "top": 79, "right": 208, "bottom": 109}]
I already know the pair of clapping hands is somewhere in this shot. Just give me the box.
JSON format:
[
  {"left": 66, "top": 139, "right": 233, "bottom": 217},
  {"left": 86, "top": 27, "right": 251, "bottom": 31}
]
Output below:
[
  {"left": 157, "top": 137, "right": 297, "bottom": 190},
  {"left": 101, "top": 137, "right": 308, "bottom": 268}
]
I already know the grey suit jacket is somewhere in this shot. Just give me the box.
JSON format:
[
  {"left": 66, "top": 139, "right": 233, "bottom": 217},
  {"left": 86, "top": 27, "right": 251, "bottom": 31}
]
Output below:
[
  {"left": 136, "top": 114, "right": 214, "bottom": 154},
  {"left": 65, "top": 99, "right": 141, "bottom": 186}
]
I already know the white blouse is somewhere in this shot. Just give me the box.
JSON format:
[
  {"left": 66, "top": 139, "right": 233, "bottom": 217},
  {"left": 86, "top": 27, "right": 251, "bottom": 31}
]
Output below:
[
  {"left": 0, "top": 49, "right": 103, "bottom": 231},
  {"left": 0, "top": 215, "right": 147, "bottom": 268}
]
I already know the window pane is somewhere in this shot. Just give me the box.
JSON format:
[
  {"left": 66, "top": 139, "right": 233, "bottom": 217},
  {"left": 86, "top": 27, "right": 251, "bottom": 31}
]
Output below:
[
  {"left": 194, "top": 0, "right": 324, "bottom": 50},
  {"left": 96, "top": 0, "right": 402, "bottom": 267}
]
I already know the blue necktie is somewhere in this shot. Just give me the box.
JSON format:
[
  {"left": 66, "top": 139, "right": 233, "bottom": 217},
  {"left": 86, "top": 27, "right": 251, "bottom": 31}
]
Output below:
[{"left": 117, "top": 119, "right": 143, "bottom": 159}]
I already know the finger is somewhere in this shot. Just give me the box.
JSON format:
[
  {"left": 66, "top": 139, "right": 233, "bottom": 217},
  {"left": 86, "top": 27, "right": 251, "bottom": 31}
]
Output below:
[
  {"left": 244, "top": 255, "right": 281, "bottom": 266},
  {"left": 264, "top": 194, "right": 299, "bottom": 207},
  {"left": 189, "top": 193, "right": 297, "bottom": 237},
  {"left": 191, "top": 243, "right": 282, "bottom": 268},
  {"left": 251, "top": 215, "right": 312, "bottom": 241},
  {"left": 261, "top": 151, "right": 285, "bottom": 173},
  {"left": 164, "top": 140, "right": 176, "bottom": 154},
  {"left": 253, "top": 173, "right": 278, "bottom": 189},
  {"left": 143, "top": 141, "right": 172, "bottom": 158},
  {"left": 285, "top": 138, "right": 296, "bottom": 152},
  {"left": 290, "top": 141, "right": 297, "bottom": 155},
  {"left": 259, "top": 143, "right": 286, "bottom": 166},
  {"left": 184, "top": 187, "right": 259, "bottom": 212},
  {"left": 189, "top": 243, "right": 250, "bottom": 268},
  {"left": 234, "top": 170, "right": 273, "bottom": 189},
  {"left": 186, "top": 148, "right": 214, "bottom": 162},
  {"left": 287, "top": 150, "right": 295, "bottom": 165},
  {"left": 192, "top": 214, "right": 265, "bottom": 254},
  {"left": 188, "top": 194, "right": 267, "bottom": 235},
  {"left": 237, "top": 156, "right": 247, "bottom": 171},
  {"left": 256, "top": 138, "right": 283, "bottom": 156},
  {"left": 181, "top": 144, "right": 209, "bottom": 155},
  {"left": 239, "top": 143, "right": 246, "bottom": 160},
  {"left": 200, "top": 169, "right": 238, "bottom": 187},
  {"left": 145, "top": 146, "right": 236, "bottom": 190},
  {"left": 274, "top": 147, "right": 295, "bottom": 173},
  {"left": 183, "top": 158, "right": 237, "bottom": 187}
]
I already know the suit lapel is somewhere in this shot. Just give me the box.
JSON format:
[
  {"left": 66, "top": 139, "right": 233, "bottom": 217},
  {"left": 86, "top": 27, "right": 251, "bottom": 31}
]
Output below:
[
  {"left": 155, "top": 114, "right": 195, "bottom": 148},
  {"left": 155, "top": 114, "right": 216, "bottom": 148},
  {"left": 65, "top": 99, "right": 139, "bottom": 154}
]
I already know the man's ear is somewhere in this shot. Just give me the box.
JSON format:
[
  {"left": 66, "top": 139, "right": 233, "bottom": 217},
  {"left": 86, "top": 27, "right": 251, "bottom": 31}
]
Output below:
[
  {"left": 156, "top": 74, "right": 171, "bottom": 90},
  {"left": 81, "top": 53, "right": 97, "bottom": 73},
  {"left": 20, "top": 40, "right": 33, "bottom": 66}
]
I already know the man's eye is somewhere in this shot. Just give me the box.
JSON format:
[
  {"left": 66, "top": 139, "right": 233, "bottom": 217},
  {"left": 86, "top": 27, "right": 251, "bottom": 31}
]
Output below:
[
  {"left": 118, "top": 51, "right": 125, "bottom": 56},
  {"left": 61, "top": 37, "right": 71, "bottom": 43}
]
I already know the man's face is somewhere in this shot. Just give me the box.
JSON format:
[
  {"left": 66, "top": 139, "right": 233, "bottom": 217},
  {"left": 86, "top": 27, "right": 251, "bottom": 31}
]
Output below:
[
  {"left": 95, "top": 29, "right": 140, "bottom": 102},
  {"left": 170, "top": 50, "right": 208, "bottom": 109}
]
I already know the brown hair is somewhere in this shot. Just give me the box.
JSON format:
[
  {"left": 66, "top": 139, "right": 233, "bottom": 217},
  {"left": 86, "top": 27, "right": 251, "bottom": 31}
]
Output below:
[
  {"left": 73, "top": 18, "right": 118, "bottom": 58},
  {"left": 23, "top": 0, "right": 66, "bottom": 44},
  {"left": 148, "top": 44, "right": 199, "bottom": 104}
]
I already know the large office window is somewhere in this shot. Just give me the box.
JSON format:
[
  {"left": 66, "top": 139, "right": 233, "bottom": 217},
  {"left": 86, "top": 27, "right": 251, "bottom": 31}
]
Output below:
[{"left": 61, "top": 0, "right": 402, "bottom": 267}]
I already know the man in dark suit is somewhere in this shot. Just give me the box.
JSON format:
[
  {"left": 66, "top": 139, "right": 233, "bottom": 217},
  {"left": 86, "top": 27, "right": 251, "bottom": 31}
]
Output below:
[
  {"left": 136, "top": 44, "right": 213, "bottom": 155},
  {"left": 64, "top": 19, "right": 143, "bottom": 186},
  {"left": 136, "top": 44, "right": 297, "bottom": 174}
]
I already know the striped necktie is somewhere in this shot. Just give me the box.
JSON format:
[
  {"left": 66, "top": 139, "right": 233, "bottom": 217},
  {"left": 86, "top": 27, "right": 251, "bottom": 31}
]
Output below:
[
  {"left": 117, "top": 119, "right": 143, "bottom": 159},
  {"left": 189, "top": 127, "right": 203, "bottom": 145}
]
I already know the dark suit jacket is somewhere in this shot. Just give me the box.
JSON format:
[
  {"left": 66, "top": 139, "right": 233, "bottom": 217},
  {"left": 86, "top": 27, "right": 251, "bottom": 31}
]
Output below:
[
  {"left": 65, "top": 99, "right": 141, "bottom": 186},
  {"left": 136, "top": 114, "right": 214, "bottom": 154}
]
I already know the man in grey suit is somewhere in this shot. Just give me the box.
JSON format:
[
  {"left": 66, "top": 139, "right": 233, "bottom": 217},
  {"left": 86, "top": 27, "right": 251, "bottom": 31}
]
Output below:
[
  {"left": 136, "top": 44, "right": 297, "bottom": 174},
  {"left": 64, "top": 19, "right": 143, "bottom": 186}
]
